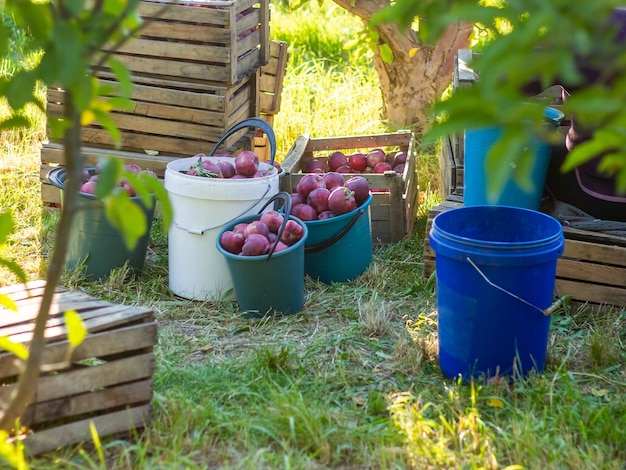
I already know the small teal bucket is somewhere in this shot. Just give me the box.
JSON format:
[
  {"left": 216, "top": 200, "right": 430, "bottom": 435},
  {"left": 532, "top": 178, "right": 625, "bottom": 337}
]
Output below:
[
  {"left": 216, "top": 193, "right": 308, "bottom": 316},
  {"left": 48, "top": 167, "right": 155, "bottom": 281},
  {"left": 464, "top": 107, "right": 564, "bottom": 210},
  {"left": 429, "top": 205, "right": 564, "bottom": 380},
  {"left": 303, "top": 194, "right": 373, "bottom": 284}
]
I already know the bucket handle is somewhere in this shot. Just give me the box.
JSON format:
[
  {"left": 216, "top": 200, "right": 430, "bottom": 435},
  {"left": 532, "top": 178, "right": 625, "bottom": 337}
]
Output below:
[
  {"left": 175, "top": 183, "right": 273, "bottom": 235},
  {"left": 304, "top": 207, "right": 366, "bottom": 254},
  {"left": 466, "top": 256, "right": 568, "bottom": 316},
  {"left": 208, "top": 117, "right": 277, "bottom": 164},
  {"left": 257, "top": 191, "right": 293, "bottom": 261}
]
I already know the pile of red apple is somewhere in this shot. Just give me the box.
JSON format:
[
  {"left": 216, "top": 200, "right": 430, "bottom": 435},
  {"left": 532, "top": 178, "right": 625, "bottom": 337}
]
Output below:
[
  {"left": 79, "top": 163, "right": 156, "bottom": 197},
  {"left": 289, "top": 173, "right": 370, "bottom": 221},
  {"left": 305, "top": 148, "right": 407, "bottom": 175},
  {"left": 181, "top": 151, "right": 281, "bottom": 178},
  {"left": 219, "top": 211, "right": 305, "bottom": 257}
]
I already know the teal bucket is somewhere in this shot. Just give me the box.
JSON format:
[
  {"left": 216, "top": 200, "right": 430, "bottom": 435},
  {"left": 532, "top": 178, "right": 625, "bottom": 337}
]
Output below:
[
  {"left": 429, "top": 205, "right": 564, "bottom": 380},
  {"left": 216, "top": 195, "right": 308, "bottom": 316},
  {"left": 47, "top": 167, "right": 155, "bottom": 281},
  {"left": 303, "top": 194, "right": 373, "bottom": 284},
  {"left": 464, "top": 107, "right": 564, "bottom": 210}
]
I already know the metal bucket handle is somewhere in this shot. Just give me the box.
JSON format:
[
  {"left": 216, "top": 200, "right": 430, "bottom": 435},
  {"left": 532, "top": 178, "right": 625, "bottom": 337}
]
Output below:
[
  {"left": 257, "top": 191, "right": 293, "bottom": 261},
  {"left": 466, "top": 256, "right": 568, "bottom": 316},
  {"left": 208, "top": 117, "right": 277, "bottom": 164},
  {"left": 304, "top": 207, "right": 366, "bottom": 254}
]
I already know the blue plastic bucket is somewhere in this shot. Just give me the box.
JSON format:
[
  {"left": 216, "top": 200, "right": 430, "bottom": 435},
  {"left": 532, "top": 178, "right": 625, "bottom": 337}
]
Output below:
[
  {"left": 216, "top": 213, "right": 308, "bottom": 316},
  {"left": 303, "top": 194, "right": 373, "bottom": 284},
  {"left": 429, "top": 205, "right": 564, "bottom": 380},
  {"left": 464, "top": 107, "right": 564, "bottom": 210}
]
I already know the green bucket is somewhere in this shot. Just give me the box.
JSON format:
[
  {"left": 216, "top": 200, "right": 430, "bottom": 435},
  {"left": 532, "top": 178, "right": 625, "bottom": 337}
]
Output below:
[
  {"left": 303, "top": 193, "right": 373, "bottom": 284},
  {"left": 216, "top": 193, "right": 308, "bottom": 316},
  {"left": 48, "top": 167, "right": 155, "bottom": 281}
]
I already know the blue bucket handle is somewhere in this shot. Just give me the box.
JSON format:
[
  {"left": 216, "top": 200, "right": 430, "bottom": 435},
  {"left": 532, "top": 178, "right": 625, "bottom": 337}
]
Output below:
[
  {"left": 304, "top": 207, "right": 366, "bottom": 254},
  {"left": 208, "top": 117, "right": 277, "bottom": 164},
  {"left": 466, "top": 256, "right": 568, "bottom": 316},
  {"left": 257, "top": 191, "right": 293, "bottom": 261}
]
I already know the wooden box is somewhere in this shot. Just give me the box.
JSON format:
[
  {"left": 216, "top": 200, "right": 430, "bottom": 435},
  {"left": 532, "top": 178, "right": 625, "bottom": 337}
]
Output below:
[
  {"left": 39, "top": 137, "right": 253, "bottom": 207},
  {"left": 46, "top": 71, "right": 258, "bottom": 157},
  {"left": 423, "top": 192, "right": 626, "bottom": 308},
  {"left": 0, "top": 280, "right": 157, "bottom": 455},
  {"left": 254, "top": 40, "right": 289, "bottom": 161},
  {"left": 280, "top": 131, "right": 419, "bottom": 245},
  {"left": 439, "top": 49, "right": 476, "bottom": 197},
  {"left": 93, "top": 0, "right": 270, "bottom": 85}
]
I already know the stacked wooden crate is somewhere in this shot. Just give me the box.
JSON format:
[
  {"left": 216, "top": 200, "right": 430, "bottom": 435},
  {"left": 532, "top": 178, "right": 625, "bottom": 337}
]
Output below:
[
  {"left": 0, "top": 280, "right": 157, "bottom": 455},
  {"left": 254, "top": 40, "right": 289, "bottom": 161},
  {"left": 41, "top": 0, "right": 270, "bottom": 207}
]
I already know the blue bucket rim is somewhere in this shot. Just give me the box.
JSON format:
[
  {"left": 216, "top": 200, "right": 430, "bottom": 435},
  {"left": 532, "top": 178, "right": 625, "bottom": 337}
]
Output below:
[
  {"left": 431, "top": 205, "right": 564, "bottom": 253},
  {"left": 47, "top": 166, "right": 152, "bottom": 202}
]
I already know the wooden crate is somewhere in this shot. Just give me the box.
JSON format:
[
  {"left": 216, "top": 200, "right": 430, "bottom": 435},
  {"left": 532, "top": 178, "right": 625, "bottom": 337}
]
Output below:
[
  {"left": 46, "top": 71, "right": 258, "bottom": 157},
  {"left": 280, "top": 131, "right": 419, "bottom": 245},
  {"left": 93, "top": 0, "right": 270, "bottom": 85},
  {"left": 39, "top": 133, "right": 253, "bottom": 207},
  {"left": 254, "top": 40, "right": 289, "bottom": 162},
  {"left": 423, "top": 191, "right": 626, "bottom": 308},
  {"left": 0, "top": 280, "right": 157, "bottom": 455},
  {"left": 439, "top": 49, "right": 475, "bottom": 197}
]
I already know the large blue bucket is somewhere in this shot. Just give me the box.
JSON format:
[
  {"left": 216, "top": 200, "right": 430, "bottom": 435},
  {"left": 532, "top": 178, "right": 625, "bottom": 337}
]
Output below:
[
  {"left": 303, "top": 194, "right": 373, "bottom": 284},
  {"left": 464, "top": 107, "right": 564, "bottom": 210},
  {"left": 429, "top": 205, "right": 564, "bottom": 380}
]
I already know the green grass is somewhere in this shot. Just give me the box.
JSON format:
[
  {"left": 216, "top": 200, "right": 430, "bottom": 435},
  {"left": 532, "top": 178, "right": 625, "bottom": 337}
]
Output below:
[{"left": 1, "top": 2, "right": 625, "bottom": 469}]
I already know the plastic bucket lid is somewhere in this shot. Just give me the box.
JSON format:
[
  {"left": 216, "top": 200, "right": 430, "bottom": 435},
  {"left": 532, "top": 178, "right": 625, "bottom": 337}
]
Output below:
[
  {"left": 47, "top": 167, "right": 155, "bottom": 280},
  {"left": 216, "top": 213, "right": 308, "bottom": 316},
  {"left": 429, "top": 205, "right": 564, "bottom": 379},
  {"left": 303, "top": 194, "right": 373, "bottom": 284}
]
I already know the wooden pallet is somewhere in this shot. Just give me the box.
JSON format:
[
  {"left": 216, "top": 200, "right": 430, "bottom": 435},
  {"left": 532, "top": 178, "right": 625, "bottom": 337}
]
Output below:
[
  {"left": 92, "top": 0, "right": 270, "bottom": 85},
  {"left": 423, "top": 191, "right": 626, "bottom": 308},
  {"left": 0, "top": 280, "right": 157, "bottom": 455},
  {"left": 280, "top": 131, "right": 419, "bottom": 245}
]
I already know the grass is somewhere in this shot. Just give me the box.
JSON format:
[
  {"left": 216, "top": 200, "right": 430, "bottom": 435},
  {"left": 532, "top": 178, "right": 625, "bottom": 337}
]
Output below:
[{"left": 1, "top": 1, "right": 625, "bottom": 469}]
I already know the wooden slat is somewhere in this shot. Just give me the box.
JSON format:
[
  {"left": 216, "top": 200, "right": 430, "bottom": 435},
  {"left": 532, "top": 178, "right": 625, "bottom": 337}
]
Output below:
[
  {"left": 0, "top": 352, "right": 154, "bottom": 404},
  {"left": 0, "top": 322, "right": 158, "bottom": 378},
  {"left": 92, "top": 0, "right": 268, "bottom": 85},
  {"left": 21, "top": 379, "right": 153, "bottom": 427},
  {"left": 20, "top": 404, "right": 152, "bottom": 456}
]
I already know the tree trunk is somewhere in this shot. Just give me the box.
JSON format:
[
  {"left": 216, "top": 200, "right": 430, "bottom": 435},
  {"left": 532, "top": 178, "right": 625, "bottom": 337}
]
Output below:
[{"left": 332, "top": 0, "right": 472, "bottom": 133}]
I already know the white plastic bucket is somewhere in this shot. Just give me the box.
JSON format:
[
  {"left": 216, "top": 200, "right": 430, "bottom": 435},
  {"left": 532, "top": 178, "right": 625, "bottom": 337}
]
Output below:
[{"left": 165, "top": 155, "right": 280, "bottom": 300}]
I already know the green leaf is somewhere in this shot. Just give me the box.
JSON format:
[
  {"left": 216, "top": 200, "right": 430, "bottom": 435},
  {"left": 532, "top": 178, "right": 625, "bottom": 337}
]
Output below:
[
  {"left": 65, "top": 310, "right": 87, "bottom": 347},
  {"left": 0, "top": 258, "right": 28, "bottom": 283},
  {"left": 378, "top": 43, "right": 393, "bottom": 64},
  {"left": 0, "top": 114, "right": 32, "bottom": 132},
  {"left": 10, "top": 1, "right": 53, "bottom": 42},
  {"left": 107, "top": 56, "right": 133, "bottom": 99},
  {"left": 93, "top": 108, "right": 122, "bottom": 147},
  {"left": 0, "top": 336, "right": 29, "bottom": 360},
  {"left": 95, "top": 157, "right": 122, "bottom": 198},
  {"left": 104, "top": 191, "right": 148, "bottom": 250},
  {"left": 0, "top": 294, "right": 17, "bottom": 312},
  {"left": 0, "top": 212, "right": 14, "bottom": 244},
  {"left": 5, "top": 69, "right": 36, "bottom": 109}
]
